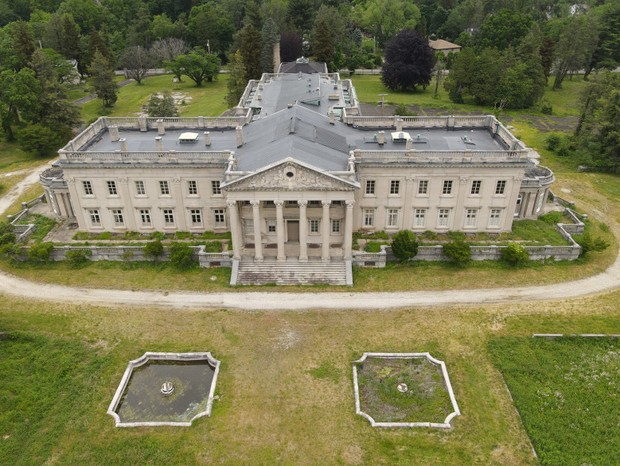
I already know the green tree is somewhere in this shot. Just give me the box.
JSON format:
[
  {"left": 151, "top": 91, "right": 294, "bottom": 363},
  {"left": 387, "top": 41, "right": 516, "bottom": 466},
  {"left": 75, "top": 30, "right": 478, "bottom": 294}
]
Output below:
[
  {"left": 575, "top": 232, "right": 610, "bottom": 257},
  {"left": 356, "top": 0, "right": 421, "bottom": 47},
  {"left": 172, "top": 48, "right": 220, "bottom": 87},
  {"left": 552, "top": 14, "right": 599, "bottom": 89},
  {"left": 0, "top": 68, "right": 41, "bottom": 140},
  {"left": 0, "top": 221, "right": 15, "bottom": 246},
  {"left": 226, "top": 50, "right": 247, "bottom": 107},
  {"left": 391, "top": 230, "right": 419, "bottom": 262},
  {"left": 89, "top": 50, "right": 117, "bottom": 107},
  {"left": 18, "top": 123, "right": 66, "bottom": 156},
  {"left": 187, "top": 3, "right": 235, "bottom": 55},
  {"left": 586, "top": 3, "right": 620, "bottom": 79},
  {"left": 43, "top": 12, "right": 81, "bottom": 59},
  {"left": 238, "top": 23, "right": 262, "bottom": 80},
  {"left": 382, "top": 29, "right": 434, "bottom": 91},
  {"left": 10, "top": 20, "right": 35, "bottom": 69},
  {"left": 65, "top": 249, "right": 91, "bottom": 268},
  {"left": 310, "top": 5, "right": 343, "bottom": 71},
  {"left": 147, "top": 91, "right": 179, "bottom": 117},
  {"left": 261, "top": 17, "right": 279, "bottom": 73},
  {"left": 287, "top": 0, "right": 318, "bottom": 35},
  {"left": 475, "top": 9, "right": 532, "bottom": 50}
]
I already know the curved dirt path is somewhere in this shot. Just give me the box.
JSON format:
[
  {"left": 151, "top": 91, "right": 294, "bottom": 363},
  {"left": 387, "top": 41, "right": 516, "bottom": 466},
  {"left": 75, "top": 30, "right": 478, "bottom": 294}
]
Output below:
[{"left": 1, "top": 165, "right": 619, "bottom": 310}]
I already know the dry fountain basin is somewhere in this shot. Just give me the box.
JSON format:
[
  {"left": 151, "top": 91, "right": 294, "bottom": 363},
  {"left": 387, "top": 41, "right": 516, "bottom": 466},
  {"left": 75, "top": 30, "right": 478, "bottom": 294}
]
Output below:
[{"left": 107, "top": 352, "right": 221, "bottom": 427}]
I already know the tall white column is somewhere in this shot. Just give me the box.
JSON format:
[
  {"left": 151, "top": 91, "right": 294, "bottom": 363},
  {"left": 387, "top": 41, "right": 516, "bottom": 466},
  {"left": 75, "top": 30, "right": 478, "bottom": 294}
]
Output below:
[
  {"left": 299, "top": 200, "right": 308, "bottom": 262},
  {"left": 227, "top": 200, "right": 241, "bottom": 260},
  {"left": 251, "top": 200, "right": 263, "bottom": 261},
  {"left": 321, "top": 200, "right": 331, "bottom": 262},
  {"left": 275, "top": 200, "right": 285, "bottom": 262},
  {"left": 344, "top": 200, "right": 354, "bottom": 260}
]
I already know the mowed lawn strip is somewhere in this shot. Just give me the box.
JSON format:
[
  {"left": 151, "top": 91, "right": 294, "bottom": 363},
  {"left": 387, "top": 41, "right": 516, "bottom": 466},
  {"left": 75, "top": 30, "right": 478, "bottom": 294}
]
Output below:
[{"left": 489, "top": 336, "right": 620, "bottom": 465}]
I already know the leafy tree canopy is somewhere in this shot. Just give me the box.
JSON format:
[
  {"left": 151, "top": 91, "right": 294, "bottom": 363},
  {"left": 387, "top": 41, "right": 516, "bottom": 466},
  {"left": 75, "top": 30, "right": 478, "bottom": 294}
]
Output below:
[{"left": 381, "top": 29, "right": 434, "bottom": 91}]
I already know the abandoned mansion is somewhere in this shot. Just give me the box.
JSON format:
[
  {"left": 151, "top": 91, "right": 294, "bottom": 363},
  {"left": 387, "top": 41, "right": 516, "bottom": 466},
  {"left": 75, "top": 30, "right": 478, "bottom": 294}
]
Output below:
[{"left": 40, "top": 60, "right": 554, "bottom": 282}]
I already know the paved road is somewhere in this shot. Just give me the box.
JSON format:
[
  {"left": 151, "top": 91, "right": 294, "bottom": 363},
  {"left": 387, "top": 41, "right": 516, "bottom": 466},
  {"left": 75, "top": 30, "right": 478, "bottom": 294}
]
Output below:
[{"left": 1, "top": 165, "right": 619, "bottom": 310}]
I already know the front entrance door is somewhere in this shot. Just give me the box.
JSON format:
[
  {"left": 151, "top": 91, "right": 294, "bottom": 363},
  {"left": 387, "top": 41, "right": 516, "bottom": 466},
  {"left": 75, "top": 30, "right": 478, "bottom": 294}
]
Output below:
[{"left": 287, "top": 220, "right": 299, "bottom": 242}]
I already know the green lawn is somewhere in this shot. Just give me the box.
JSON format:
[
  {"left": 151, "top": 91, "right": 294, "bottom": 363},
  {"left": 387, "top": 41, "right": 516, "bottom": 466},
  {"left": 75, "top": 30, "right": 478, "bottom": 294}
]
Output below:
[
  {"left": 1, "top": 290, "right": 619, "bottom": 464},
  {"left": 490, "top": 336, "right": 620, "bottom": 465},
  {"left": 80, "top": 74, "right": 230, "bottom": 123}
]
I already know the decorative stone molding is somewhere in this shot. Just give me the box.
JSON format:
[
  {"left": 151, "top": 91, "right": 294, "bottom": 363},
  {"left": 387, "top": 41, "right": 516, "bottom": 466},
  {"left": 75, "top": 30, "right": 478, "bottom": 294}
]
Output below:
[
  {"left": 107, "top": 352, "right": 221, "bottom": 428},
  {"left": 352, "top": 352, "right": 460, "bottom": 428}
]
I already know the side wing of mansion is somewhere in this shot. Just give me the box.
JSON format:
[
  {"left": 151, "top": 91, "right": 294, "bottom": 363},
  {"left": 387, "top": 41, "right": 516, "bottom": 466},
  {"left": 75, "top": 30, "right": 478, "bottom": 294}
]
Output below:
[{"left": 41, "top": 59, "right": 554, "bottom": 266}]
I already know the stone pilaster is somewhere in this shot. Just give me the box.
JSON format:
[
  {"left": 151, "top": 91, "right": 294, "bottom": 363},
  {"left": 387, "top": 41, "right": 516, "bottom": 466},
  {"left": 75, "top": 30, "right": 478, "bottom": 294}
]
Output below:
[
  {"left": 251, "top": 200, "right": 263, "bottom": 261},
  {"left": 344, "top": 200, "right": 355, "bottom": 260},
  {"left": 299, "top": 200, "right": 308, "bottom": 262},
  {"left": 321, "top": 200, "right": 331, "bottom": 262},
  {"left": 227, "top": 200, "right": 241, "bottom": 260},
  {"left": 275, "top": 200, "right": 285, "bottom": 262}
]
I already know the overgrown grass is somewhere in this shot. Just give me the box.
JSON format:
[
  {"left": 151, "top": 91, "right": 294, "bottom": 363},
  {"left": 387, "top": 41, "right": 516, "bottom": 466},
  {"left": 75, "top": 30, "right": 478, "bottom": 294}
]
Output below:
[
  {"left": 2, "top": 290, "right": 620, "bottom": 463},
  {"left": 80, "top": 74, "right": 230, "bottom": 123},
  {"left": 356, "top": 356, "right": 453, "bottom": 423},
  {"left": 16, "top": 214, "right": 57, "bottom": 242},
  {"left": 490, "top": 336, "right": 620, "bottom": 465}
]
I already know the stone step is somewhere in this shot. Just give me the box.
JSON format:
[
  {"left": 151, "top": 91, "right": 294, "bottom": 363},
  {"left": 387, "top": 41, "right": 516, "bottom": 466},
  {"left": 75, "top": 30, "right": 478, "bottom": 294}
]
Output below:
[{"left": 235, "top": 260, "right": 348, "bottom": 286}]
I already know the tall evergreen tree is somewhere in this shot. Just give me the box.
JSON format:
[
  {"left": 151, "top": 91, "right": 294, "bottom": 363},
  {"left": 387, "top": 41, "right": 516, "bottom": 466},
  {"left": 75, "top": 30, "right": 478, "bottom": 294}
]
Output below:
[
  {"left": 238, "top": 23, "right": 262, "bottom": 80},
  {"left": 226, "top": 50, "right": 248, "bottom": 107},
  {"left": 89, "top": 50, "right": 117, "bottom": 107},
  {"left": 261, "top": 18, "right": 279, "bottom": 73},
  {"left": 310, "top": 5, "right": 343, "bottom": 71}
]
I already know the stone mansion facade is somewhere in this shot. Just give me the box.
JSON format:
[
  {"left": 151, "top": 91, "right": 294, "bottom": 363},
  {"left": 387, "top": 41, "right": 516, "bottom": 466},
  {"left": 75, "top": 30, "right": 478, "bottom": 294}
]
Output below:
[{"left": 41, "top": 60, "right": 554, "bottom": 274}]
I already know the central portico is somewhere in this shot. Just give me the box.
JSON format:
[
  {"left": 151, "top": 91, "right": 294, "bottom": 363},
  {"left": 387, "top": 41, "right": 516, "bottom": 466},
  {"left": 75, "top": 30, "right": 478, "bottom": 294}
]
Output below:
[{"left": 223, "top": 159, "right": 357, "bottom": 263}]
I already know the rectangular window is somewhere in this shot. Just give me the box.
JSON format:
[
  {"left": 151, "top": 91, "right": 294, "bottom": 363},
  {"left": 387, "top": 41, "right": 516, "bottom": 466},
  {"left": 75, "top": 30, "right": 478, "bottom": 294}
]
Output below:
[
  {"left": 365, "top": 180, "right": 375, "bottom": 195},
  {"left": 387, "top": 208, "right": 399, "bottom": 227},
  {"left": 112, "top": 209, "right": 124, "bottom": 226},
  {"left": 390, "top": 180, "right": 400, "bottom": 195},
  {"left": 310, "top": 219, "right": 320, "bottom": 233},
  {"left": 135, "top": 180, "right": 146, "bottom": 196},
  {"left": 187, "top": 180, "right": 198, "bottom": 195},
  {"left": 438, "top": 208, "right": 450, "bottom": 227},
  {"left": 489, "top": 208, "right": 502, "bottom": 227},
  {"left": 465, "top": 208, "right": 478, "bottom": 227},
  {"left": 495, "top": 180, "right": 507, "bottom": 195},
  {"left": 267, "top": 220, "right": 276, "bottom": 232},
  {"left": 471, "top": 180, "right": 482, "bottom": 195},
  {"left": 214, "top": 209, "right": 225, "bottom": 225},
  {"left": 418, "top": 180, "right": 428, "bottom": 195},
  {"left": 414, "top": 208, "right": 426, "bottom": 227},
  {"left": 331, "top": 219, "right": 341, "bottom": 234},
  {"left": 190, "top": 209, "right": 202, "bottom": 226},
  {"left": 139, "top": 209, "right": 151, "bottom": 226},
  {"left": 107, "top": 180, "right": 117, "bottom": 196},
  {"left": 82, "top": 181, "right": 93, "bottom": 196},
  {"left": 159, "top": 180, "right": 170, "bottom": 196},
  {"left": 442, "top": 180, "right": 453, "bottom": 195},
  {"left": 88, "top": 209, "right": 101, "bottom": 226},
  {"left": 163, "top": 209, "right": 175, "bottom": 226},
  {"left": 308, "top": 200, "right": 321, "bottom": 206},
  {"left": 211, "top": 180, "right": 221, "bottom": 195},
  {"left": 363, "top": 209, "right": 374, "bottom": 227}
]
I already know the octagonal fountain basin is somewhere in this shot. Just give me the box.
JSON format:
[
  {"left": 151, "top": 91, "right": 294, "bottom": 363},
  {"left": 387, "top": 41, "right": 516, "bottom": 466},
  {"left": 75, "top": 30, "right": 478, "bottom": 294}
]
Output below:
[{"left": 107, "top": 352, "right": 221, "bottom": 427}]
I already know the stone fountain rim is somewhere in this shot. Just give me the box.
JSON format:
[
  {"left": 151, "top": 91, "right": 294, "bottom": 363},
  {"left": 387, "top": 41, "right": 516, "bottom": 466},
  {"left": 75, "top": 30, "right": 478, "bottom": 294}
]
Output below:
[{"left": 107, "top": 351, "right": 221, "bottom": 428}]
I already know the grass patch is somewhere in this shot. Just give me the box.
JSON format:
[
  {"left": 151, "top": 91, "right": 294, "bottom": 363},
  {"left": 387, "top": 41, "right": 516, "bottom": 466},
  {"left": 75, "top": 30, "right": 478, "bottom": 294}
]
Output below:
[
  {"left": 308, "top": 361, "right": 341, "bottom": 383},
  {"left": 80, "top": 74, "right": 229, "bottom": 123},
  {"left": 356, "top": 356, "right": 454, "bottom": 423},
  {"left": 15, "top": 214, "right": 57, "bottom": 242},
  {"left": 490, "top": 336, "right": 620, "bottom": 465}
]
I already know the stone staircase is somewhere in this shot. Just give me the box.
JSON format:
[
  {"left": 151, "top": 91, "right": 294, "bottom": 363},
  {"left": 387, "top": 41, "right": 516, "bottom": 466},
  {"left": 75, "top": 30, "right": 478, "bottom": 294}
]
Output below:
[{"left": 231, "top": 259, "right": 351, "bottom": 286}]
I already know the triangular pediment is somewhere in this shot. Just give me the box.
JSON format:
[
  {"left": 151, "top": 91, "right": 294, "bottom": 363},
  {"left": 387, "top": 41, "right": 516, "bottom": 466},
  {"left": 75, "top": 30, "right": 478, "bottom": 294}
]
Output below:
[{"left": 222, "top": 159, "right": 358, "bottom": 192}]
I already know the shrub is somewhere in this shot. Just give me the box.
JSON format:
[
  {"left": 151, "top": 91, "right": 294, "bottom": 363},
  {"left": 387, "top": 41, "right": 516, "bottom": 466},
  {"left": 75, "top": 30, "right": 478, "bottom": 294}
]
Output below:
[
  {"left": 204, "top": 241, "right": 222, "bottom": 253},
  {"left": 420, "top": 230, "right": 438, "bottom": 241},
  {"left": 0, "top": 243, "right": 21, "bottom": 263},
  {"left": 364, "top": 241, "right": 382, "bottom": 253},
  {"left": 65, "top": 249, "right": 91, "bottom": 268},
  {"left": 443, "top": 240, "right": 471, "bottom": 266},
  {"left": 175, "top": 231, "right": 192, "bottom": 240},
  {"left": 540, "top": 99, "right": 553, "bottom": 115},
  {"left": 0, "top": 222, "right": 16, "bottom": 246},
  {"left": 28, "top": 242, "right": 54, "bottom": 263},
  {"left": 168, "top": 242, "right": 196, "bottom": 269},
  {"left": 501, "top": 243, "right": 529, "bottom": 266},
  {"left": 391, "top": 230, "right": 419, "bottom": 262},
  {"left": 149, "top": 231, "right": 166, "bottom": 240},
  {"left": 121, "top": 249, "right": 134, "bottom": 261},
  {"left": 144, "top": 239, "right": 164, "bottom": 259},
  {"left": 394, "top": 103, "right": 413, "bottom": 116},
  {"left": 574, "top": 233, "right": 610, "bottom": 257},
  {"left": 447, "top": 230, "right": 466, "bottom": 242},
  {"left": 72, "top": 232, "right": 89, "bottom": 240},
  {"left": 545, "top": 134, "right": 562, "bottom": 151},
  {"left": 539, "top": 211, "right": 564, "bottom": 224}
]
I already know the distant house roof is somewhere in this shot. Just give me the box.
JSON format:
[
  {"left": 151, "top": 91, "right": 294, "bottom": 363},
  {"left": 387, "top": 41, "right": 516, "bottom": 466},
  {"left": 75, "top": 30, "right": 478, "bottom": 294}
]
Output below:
[
  {"left": 278, "top": 57, "right": 328, "bottom": 74},
  {"left": 429, "top": 39, "right": 462, "bottom": 52}
]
